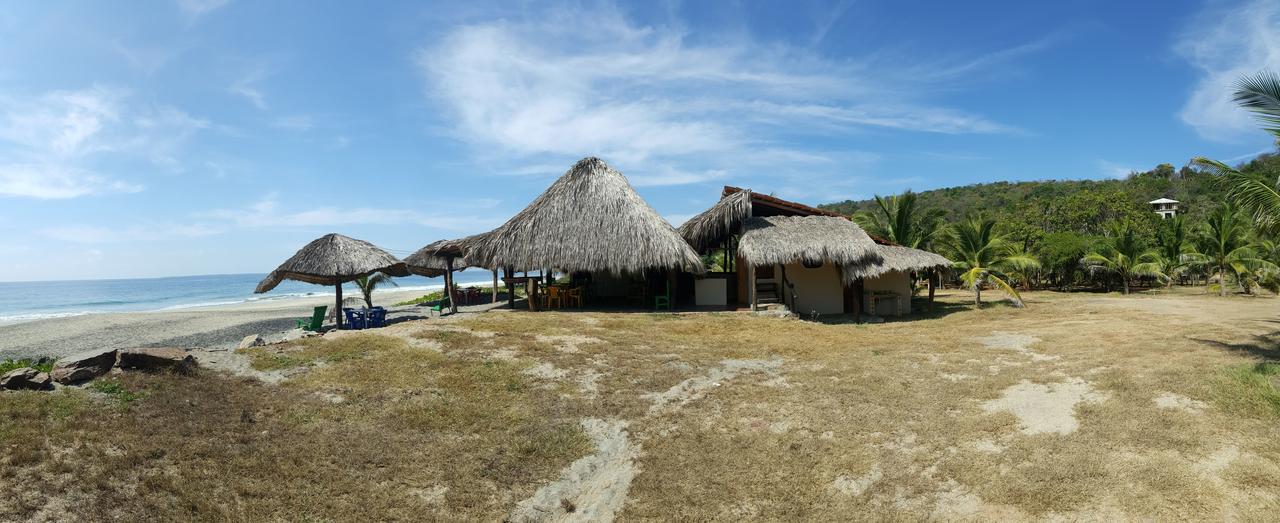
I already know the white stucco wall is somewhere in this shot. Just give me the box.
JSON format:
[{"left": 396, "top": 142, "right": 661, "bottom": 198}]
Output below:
[
  {"left": 782, "top": 261, "right": 844, "bottom": 315},
  {"left": 863, "top": 270, "right": 912, "bottom": 315}
]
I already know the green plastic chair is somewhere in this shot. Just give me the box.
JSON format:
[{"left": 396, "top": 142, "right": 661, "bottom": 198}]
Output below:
[
  {"left": 430, "top": 296, "right": 451, "bottom": 315},
  {"left": 296, "top": 305, "right": 327, "bottom": 332},
  {"left": 654, "top": 281, "right": 671, "bottom": 310}
]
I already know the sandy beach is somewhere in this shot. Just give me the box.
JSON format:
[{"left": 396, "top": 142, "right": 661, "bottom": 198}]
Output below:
[{"left": 0, "top": 288, "right": 471, "bottom": 361}]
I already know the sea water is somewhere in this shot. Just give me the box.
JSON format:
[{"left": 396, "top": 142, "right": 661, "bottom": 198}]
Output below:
[{"left": 0, "top": 273, "right": 493, "bottom": 325}]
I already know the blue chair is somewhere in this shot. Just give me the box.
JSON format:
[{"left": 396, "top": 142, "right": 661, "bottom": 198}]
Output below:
[
  {"left": 342, "top": 308, "right": 367, "bottom": 330},
  {"left": 367, "top": 307, "right": 387, "bottom": 328}
]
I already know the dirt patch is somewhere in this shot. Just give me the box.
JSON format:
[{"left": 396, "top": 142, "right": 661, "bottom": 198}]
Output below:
[
  {"left": 832, "top": 465, "right": 882, "bottom": 497},
  {"left": 535, "top": 335, "right": 603, "bottom": 354},
  {"left": 1154, "top": 392, "right": 1208, "bottom": 414},
  {"left": 977, "top": 332, "right": 1059, "bottom": 362},
  {"left": 644, "top": 358, "right": 783, "bottom": 416},
  {"left": 524, "top": 362, "right": 569, "bottom": 381},
  {"left": 982, "top": 378, "right": 1109, "bottom": 435},
  {"left": 509, "top": 419, "right": 637, "bottom": 522}
]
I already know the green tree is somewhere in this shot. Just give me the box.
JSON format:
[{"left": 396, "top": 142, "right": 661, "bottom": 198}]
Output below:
[
  {"left": 943, "top": 217, "right": 1041, "bottom": 307},
  {"left": 853, "top": 191, "right": 946, "bottom": 250},
  {"left": 1080, "top": 222, "right": 1167, "bottom": 294},
  {"left": 354, "top": 272, "right": 399, "bottom": 308},
  {"left": 1186, "top": 205, "right": 1273, "bottom": 296},
  {"left": 1035, "top": 232, "right": 1097, "bottom": 289},
  {"left": 1194, "top": 71, "right": 1280, "bottom": 233}
]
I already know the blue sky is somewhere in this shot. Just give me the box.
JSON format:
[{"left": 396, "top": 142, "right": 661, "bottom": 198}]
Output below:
[{"left": 1, "top": 0, "right": 1278, "bottom": 281}]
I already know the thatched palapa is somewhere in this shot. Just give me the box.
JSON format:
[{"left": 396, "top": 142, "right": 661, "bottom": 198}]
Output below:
[
  {"left": 842, "top": 244, "right": 952, "bottom": 283},
  {"left": 404, "top": 234, "right": 486, "bottom": 277},
  {"left": 677, "top": 189, "right": 752, "bottom": 251},
  {"left": 465, "top": 157, "right": 704, "bottom": 274},
  {"left": 255, "top": 233, "right": 409, "bottom": 328},
  {"left": 737, "top": 215, "right": 879, "bottom": 267}
]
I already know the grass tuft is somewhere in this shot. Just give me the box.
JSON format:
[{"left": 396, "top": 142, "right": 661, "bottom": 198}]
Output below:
[
  {"left": 0, "top": 357, "right": 54, "bottom": 374},
  {"left": 1213, "top": 363, "right": 1280, "bottom": 418}
]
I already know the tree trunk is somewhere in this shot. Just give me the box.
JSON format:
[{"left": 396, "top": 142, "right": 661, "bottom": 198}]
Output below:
[
  {"left": 334, "top": 282, "right": 344, "bottom": 329},
  {"left": 1122, "top": 277, "right": 1129, "bottom": 295},
  {"left": 1219, "top": 265, "right": 1227, "bottom": 297},
  {"left": 445, "top": 258, "right": 458, "bottom": 314},
  {"left": 974, "top": 285, "right": 982, "bottom": 307}
]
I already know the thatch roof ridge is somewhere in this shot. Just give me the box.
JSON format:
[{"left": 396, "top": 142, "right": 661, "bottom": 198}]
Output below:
[
  {"left": 404, "top": 234, "right": 487, "bottom": 276},
  {"left": 722, "top": 186, "right": 845, "bottom": 218},
  {"left": 465, "top": 157, "right": 704, "bottom": 274},
  {"left": 737, "top": 215, "right": 878, "bottom": 267},
  {"left": 255, "top": 233, "right": 409, "bottom": 293},
  {"left": 842, "top": 244, "right": 952, "bottom": 282},
  {"left": 676, "top": 189, "right": 752, "bottom": 251}
]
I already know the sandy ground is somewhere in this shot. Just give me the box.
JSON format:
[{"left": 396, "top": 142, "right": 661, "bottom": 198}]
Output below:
[{"left": 0, "top": 289, "right": 501, "bottom": 360}]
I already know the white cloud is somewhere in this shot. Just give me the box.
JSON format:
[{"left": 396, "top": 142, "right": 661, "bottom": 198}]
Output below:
[
  {"left": 0, "top": 87, "right": 207, "bottom": 198},
  {"left": 1097, "top": 160, "right": 1137, "bottom": 179},
  {"left": 177, "top": 0, "right": 230, "bottom": 17},
  {"left": 42, "top": 223, "right": 222, "bottom": 244},
  {"left": 0, "top": 164, "right": 141, "bottom": 199},
  {"left": 272, "top": 114, "right": 314, "bottom": 131},
  {"left": 203, "top": 195, "right": 504, "bottom": 232},
  {"left": 230, "top": 69, "right": 269, "bottom": 110},
  {"left": 417, "top": 4, "right": 1032, "bottom": 186},
  {"left": 1177, "top": 0, "right": 1280, "bottom": 142}
]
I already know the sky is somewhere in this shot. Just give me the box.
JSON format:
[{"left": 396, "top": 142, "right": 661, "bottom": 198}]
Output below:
[{"left": 2, "top": 0, "right": 1279, "bottom": 282}]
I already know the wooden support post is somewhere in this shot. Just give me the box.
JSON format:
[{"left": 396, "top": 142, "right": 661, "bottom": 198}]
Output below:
[
  {"left": 748, "top": 264, "right": 757, "bottom": 312},
  {"left": 492, "top": 269, "right": 499, "bottom": 303},
  {"left": 854, "top": 277, "right": 864, "bottom": 321},
  {"left": 779, "top": 264, "right": 789, "bottom": 310},
  {"left": 927, "top": 269, "right": 936, "bottom": 312},
  {"left": 505, "top": 267, "right": 515, "bottom": 309},
  {"left": 668, "top": 269, "right": 678, "bottom": 311},
  {"left": 445, "top": 258, "right": 458, "bottom": 315},
  {"left": 334, "top": 281, "right": 344, "bottom": 329}
]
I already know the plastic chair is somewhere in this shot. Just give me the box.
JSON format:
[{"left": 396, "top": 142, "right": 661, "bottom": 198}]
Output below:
[
  {"left": 367, "top": 307, "right": 387, "bottom": 328},
  {"left": 342, "top": 308, "right": 366, "bottom": 330},
  {"left": 546, "top": 286, "right": 563, "bottom": 309},
  {"left": 654, "top": 281, "right": 670, "bottom": 310},
  {"left": 296, "top": 306, "right": 327, "bottom": 331},
  {"left": 565, "top": 287, "right": 583, "bottom": 308}
]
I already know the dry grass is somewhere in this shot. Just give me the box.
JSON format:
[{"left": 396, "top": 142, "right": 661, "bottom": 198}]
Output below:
[{"left": 5, "top": 289, "right": 1280, "bottom": 520}]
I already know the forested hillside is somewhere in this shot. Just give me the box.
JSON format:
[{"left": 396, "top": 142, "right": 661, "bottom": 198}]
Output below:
[
  {"left": 818, "top": 152, "right": 1280, "bottom": 292},
  {"left": 822, "top": 153, "right": 1280, "bottom": 245}
]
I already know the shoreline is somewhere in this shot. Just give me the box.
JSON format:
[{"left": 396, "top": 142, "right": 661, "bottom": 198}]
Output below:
[
  {"left": 0, "top": 283, "right": 504, "bottom": 361},
  {"left": 0, "top": 279, "right": 498, "bottom": 327}
]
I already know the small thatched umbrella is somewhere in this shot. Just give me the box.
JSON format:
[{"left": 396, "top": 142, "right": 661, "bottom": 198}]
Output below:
[
  {"left": 465, "top": 157, "right": 704, "bottom": 275},
  {"left": 255, "top": 233, "right": 410, "bottom": 329},
  {"left": 405, "top": 234, "right": 486, "bottom": 314},
  {"left": 677, "top": 189, "right": 753, "bottom": 252}
]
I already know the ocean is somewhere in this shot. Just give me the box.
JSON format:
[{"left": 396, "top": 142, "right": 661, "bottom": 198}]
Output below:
[{"left": 0, "top": 273, "right": 494, "bottom": 325}]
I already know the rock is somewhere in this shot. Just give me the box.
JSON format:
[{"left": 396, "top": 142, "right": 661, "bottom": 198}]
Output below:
[
  {"left": 119, "top": 347, "right": 196, "bottom": 373},
  {"left": 238, "top": 334, "right": 266, "bottom": 350},
  {"left": 1, "top": 367, "right": 54, "bottom": 390},
  {"left": 50, "top": 349, "right": 118, "bottom": 384}
]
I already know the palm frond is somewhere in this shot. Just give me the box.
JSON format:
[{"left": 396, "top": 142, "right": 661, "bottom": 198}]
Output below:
[{"left": 1234, "top": 70, "right": 1280, "bottom": 138}]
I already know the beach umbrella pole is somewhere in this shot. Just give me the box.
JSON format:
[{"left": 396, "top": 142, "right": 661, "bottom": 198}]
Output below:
[{"left": 335, "top": 282, "right": 344, "bottom": 329}]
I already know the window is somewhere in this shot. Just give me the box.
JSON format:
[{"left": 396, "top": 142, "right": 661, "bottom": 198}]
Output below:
[{"left": 802, "top": 259, "right": 823, "bottom": 269}]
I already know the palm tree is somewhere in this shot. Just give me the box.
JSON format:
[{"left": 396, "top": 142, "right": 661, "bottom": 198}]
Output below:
[
  {"left": 854, "top": 191, "right": 946, "bottom": 250},
  {"left": 1186, "top": 204, "right": 1274, "bottom": 296},
  {"left": 1154, "top": 216, "right": 1196, "bottom": 287},
  {"left": 1080, "top": 222, "right": 1167, "bottom": 294},
  {"left": 1193, "top": 71, "right": 1280, "bottom": 232},
  {"left": 943, "top": 217, "right": 1041, "bottom": 307},
  {"left": 354, "top": 272, "right": 399, "bottom": 308}
]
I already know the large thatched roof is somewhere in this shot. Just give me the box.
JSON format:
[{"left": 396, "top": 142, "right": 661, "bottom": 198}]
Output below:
[
  {"left": 404, "top": 234, "right": 485, "bottom": 277},
  {"left": 464, "top": 157, "right": 704, "bottom": 274},
  {"left": 842, "top": 244, "right": 952, "bottom": 282},
  {"left": 737, "top": 215, "right": 879, "bottom": 267},
  {"left": 255, "top": 233, "right": 410, "bottom": 293},
  {"left": 677, "top": 189, "right": 752, "bottom": 251}
]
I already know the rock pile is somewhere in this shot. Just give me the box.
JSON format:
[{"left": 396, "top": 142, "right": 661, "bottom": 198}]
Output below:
[{"left": 1, "top": 347, "right": 198, "bottom": 391}]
